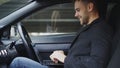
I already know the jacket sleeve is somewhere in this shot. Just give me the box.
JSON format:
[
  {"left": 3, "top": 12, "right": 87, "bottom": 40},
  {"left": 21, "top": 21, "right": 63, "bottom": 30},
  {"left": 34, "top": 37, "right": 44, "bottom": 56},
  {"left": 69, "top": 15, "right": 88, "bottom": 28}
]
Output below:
[{"left": 64, "top": 55, "right": 105, "bottom": 68}]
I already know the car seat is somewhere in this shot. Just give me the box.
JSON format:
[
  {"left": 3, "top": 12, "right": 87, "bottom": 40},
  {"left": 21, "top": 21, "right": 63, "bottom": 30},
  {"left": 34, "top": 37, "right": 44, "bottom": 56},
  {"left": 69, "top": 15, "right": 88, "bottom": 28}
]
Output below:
[{"left": 107, "top": 0, "right": 120, "bottom": 68}]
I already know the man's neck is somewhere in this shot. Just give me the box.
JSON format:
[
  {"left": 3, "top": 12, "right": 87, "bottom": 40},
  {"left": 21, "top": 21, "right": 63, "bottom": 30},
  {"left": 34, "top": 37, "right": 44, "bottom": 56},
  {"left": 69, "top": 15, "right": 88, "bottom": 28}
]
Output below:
[{"left": 87, "top": 12, "right": 99, "bottom": 25}]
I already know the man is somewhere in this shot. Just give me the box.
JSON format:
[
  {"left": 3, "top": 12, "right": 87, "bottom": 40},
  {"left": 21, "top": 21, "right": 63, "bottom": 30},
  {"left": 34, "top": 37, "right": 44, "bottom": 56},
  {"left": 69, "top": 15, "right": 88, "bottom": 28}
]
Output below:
[{"left": 9, "top": 0, "right": 113, "bottom": 68}]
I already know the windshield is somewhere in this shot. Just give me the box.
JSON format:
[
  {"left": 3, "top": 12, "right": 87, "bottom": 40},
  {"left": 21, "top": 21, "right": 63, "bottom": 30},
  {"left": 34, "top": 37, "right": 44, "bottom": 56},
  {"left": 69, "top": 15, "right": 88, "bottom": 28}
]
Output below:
[{"left": 0, "top": 0, "right": 29, "bottom": 19}]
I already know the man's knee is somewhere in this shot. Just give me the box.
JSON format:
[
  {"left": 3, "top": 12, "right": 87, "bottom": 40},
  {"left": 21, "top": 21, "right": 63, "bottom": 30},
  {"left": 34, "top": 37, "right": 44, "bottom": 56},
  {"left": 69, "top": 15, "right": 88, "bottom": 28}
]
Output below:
[
  {"left": 10, "top": 57, "right": 26, "bottom": 68},
  {"left": 12, "top": 57, "right": 24, "bottom": 63}
]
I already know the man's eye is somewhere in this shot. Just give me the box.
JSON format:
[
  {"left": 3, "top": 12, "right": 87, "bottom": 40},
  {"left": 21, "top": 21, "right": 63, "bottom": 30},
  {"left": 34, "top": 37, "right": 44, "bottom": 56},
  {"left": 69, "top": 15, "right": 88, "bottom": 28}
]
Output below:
[{"left": 76, "top": 9, "right": 80, "bottom": 12}]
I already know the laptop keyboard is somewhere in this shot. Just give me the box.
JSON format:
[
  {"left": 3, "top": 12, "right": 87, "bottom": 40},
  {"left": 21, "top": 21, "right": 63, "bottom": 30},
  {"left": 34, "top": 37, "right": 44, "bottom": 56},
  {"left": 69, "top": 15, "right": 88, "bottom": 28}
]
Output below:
[{"left": 42, "top": 60, "right": 63, "bottom": 66}]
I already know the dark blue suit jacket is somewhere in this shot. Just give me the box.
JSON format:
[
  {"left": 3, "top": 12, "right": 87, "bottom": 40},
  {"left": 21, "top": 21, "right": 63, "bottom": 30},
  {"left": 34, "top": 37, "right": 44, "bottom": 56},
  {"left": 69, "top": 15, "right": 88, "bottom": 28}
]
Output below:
[{"left": 64, "top": 18, "right": 113, "bottom": 68}]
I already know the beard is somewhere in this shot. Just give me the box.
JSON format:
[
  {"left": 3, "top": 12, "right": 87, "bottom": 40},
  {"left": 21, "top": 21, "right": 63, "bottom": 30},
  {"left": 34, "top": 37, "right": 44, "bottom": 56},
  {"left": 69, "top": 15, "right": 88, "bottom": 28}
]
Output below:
[
  {"left": 80, "top": 15, "right": 89, "bottom": 25},
  {"left": 80, "top": 10, "right": 89, "bottom": 25}
]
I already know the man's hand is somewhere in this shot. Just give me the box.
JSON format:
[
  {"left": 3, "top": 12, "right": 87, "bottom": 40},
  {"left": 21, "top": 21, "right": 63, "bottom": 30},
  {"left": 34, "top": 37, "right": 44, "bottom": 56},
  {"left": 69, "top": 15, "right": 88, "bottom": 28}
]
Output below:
[{"left": 50, "top": 50, "right": 66, "bottom": 63}]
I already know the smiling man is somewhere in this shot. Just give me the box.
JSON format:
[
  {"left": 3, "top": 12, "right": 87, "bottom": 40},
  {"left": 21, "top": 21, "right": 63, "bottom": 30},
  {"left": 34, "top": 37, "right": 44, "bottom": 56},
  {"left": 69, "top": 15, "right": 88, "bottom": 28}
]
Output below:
[
  {"left": 74, "top": 0, "right": 98, "bottom": 25},
  {"left": 9, "top": 0, "right": 113, "bottom": 68}
]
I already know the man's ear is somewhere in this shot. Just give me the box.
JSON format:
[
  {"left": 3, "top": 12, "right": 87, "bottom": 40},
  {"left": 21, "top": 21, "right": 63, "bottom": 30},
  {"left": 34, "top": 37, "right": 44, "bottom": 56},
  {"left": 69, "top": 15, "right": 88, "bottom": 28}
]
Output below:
[{"left": 87, "top": 2, "right": 94, "bottom": 12}]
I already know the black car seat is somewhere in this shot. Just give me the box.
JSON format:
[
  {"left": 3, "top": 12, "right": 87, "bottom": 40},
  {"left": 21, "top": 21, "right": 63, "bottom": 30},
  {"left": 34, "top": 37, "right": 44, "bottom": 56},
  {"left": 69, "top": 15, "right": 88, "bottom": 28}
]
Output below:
[{"left": 107, "top": 1, "right": 120, "bottom": 68}]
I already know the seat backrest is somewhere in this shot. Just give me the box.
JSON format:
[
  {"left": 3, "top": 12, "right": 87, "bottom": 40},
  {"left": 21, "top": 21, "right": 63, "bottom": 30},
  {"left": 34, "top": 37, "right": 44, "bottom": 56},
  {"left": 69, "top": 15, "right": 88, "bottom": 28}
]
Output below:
[
  {"left": 107, "top": 2, "right": 120, "bottom": 68},
  {"left": 108, "top": 4, "right": 120, "bottom": 56}
]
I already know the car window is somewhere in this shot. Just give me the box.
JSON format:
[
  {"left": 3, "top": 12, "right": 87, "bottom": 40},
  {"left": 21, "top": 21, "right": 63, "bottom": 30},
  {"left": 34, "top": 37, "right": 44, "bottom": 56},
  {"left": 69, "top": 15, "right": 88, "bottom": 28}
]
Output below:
[
  {"left": 21, "top": 3, "right": 80, "bottom": 36},
  {"left": 0, "top": 0, "right": 28, "bottom": 19}
]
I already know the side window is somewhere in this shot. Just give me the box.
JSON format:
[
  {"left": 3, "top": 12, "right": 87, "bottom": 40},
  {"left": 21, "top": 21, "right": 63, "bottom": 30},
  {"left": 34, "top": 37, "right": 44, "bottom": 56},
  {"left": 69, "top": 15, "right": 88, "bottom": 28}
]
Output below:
[{"left": 22, "top": 3, "right": 80, "bottom": 36}]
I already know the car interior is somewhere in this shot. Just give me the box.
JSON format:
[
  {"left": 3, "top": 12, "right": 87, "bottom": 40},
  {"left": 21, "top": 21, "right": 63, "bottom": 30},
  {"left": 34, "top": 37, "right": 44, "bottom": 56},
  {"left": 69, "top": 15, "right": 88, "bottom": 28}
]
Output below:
[{"left": 0, "top": 0, "right": 120, "bottom": 68}]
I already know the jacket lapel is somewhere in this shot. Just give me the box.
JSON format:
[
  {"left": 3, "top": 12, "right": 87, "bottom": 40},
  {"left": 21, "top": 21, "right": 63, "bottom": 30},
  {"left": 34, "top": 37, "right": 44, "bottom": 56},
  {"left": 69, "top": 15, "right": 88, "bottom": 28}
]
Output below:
[
  {"left": 70, "top": 18, "right": 101, "bottom": 48},
  {"left": 70, "top": 25, "right": 90, "bottom": 48}
]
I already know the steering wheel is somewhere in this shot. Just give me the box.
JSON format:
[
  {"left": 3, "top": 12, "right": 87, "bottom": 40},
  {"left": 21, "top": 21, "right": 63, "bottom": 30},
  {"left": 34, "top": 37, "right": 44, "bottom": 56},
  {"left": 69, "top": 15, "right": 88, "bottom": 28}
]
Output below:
[{"left": 17, "top": 22, "right": 39, "bottom": 62}]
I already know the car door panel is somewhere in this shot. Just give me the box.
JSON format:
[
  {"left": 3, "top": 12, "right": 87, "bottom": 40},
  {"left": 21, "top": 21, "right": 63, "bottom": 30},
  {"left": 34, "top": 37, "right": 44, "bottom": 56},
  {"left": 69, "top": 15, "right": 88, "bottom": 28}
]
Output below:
[
  {"left": 33, "top": 35, "right": 75, "bottom": 61},
  {"left": 34, "top": 44, "right": 70, "bottom": 52}
]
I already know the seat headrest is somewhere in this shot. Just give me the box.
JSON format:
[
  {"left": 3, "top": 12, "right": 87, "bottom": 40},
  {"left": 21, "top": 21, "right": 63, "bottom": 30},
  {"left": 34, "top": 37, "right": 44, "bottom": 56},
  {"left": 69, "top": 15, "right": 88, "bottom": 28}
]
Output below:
[{"left": 108, "top": 4, "right": 120, "bottom": 29}]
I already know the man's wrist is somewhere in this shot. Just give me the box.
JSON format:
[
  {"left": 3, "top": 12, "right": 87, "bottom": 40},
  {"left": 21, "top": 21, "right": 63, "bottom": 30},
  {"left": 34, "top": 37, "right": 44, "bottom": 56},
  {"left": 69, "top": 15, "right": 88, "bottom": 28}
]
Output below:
[{"left": 60, "top": 55, "right": 66, "bottom": 63}]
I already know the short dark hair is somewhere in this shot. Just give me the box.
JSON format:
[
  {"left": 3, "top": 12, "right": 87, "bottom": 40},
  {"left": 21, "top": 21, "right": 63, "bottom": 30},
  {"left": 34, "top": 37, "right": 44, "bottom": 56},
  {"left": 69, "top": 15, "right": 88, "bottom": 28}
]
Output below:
[
  {"left": 74, "top": 0, "right": 97, "bottom": 11},
  {"left": 73, "top": 0, "right": 95, "bottom": 4},
  {"left": 73, "top": 0, "right": 107, "bottom": 18}
]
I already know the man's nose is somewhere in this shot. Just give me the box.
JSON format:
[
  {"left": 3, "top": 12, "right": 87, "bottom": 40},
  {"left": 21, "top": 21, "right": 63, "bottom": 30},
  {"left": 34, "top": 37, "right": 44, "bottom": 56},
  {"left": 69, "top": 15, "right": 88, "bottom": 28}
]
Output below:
[{"left": 74, "top": 12, "right": 78, "bottom": 17}]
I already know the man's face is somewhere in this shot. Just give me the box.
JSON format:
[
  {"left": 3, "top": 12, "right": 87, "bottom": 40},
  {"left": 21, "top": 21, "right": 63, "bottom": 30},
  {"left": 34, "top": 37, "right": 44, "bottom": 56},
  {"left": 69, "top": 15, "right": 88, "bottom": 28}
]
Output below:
[{"left": 74, "top": 1, "right": 89, "bottom": 25}]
